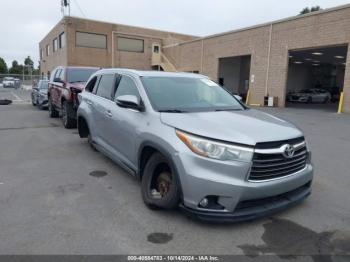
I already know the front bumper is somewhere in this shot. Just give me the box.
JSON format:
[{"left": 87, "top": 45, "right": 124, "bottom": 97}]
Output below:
[
  {"left": 173, "top": 151, "right": 313, "bottom": 222},
  {"left": 38, "top": 96, "right": 48, "bottom": 107},
  {"left": 180, "top": 181, "right": 311, "bottom": 223}
]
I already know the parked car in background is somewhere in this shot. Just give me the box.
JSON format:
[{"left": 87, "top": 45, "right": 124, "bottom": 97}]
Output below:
[
  {"left": 31, "top": 80, "right": 49, "bottom": 109},
  {"left": 77, "top": 69, "right": 313, "bottom": 222},
  {"left": 3, "top": 77, "right": 16, "bottom": 88},
  {"left": 287, "top": 89, "right": 331, "bottom": 103},
  {"left": 48, "top": 66, "right": 99, "bottom": 128}
]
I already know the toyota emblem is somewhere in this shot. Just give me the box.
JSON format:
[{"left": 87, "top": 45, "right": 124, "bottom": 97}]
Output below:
[{"left": 282, "top": 144, "right": 295, "bottom": 158}]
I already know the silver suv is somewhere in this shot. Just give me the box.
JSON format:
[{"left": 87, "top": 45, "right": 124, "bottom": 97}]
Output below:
[{"left": 77, "top": 69, "right": 313, "bottom": 222}]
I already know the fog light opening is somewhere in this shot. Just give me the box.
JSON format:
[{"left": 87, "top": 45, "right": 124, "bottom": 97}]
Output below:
[
  {"left": 198, "top": 196, "right": 225, "bottom": 210},
  {"left": 199, "top": 198, "right": 209, "bottom": 208}
]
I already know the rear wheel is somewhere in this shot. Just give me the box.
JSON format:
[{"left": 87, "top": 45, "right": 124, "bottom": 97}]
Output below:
[
  {"left": 307, "top": 96, "right": 312, "bottom": 103},
  {"left": 48, "top": 97, "right": 59, "bottom": 118},
  {"left": 141, "top": 153, "right": 180, "bottom": 210},
  {"left": 323, "top": 96, "right": 329, "bottom": 103},
  {"left": 31, "top": 94, "right": 36, "bottom": 106},
  {"left": 62, "top": 101, "right": 76, "bottom": 129}
]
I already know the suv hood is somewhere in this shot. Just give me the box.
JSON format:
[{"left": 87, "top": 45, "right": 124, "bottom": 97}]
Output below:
[{"left": 160, "top": 109, "right": 303, "bottom": 146}]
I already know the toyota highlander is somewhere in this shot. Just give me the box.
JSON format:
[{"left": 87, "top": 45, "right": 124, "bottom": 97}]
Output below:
[{"left": 77, "top": 69, "right": 313, "bottom": 222}]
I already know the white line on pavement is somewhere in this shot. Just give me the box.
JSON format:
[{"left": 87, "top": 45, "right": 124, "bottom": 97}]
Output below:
[{"left": 11, "top": 92, "right": 23, "bottom": 101}]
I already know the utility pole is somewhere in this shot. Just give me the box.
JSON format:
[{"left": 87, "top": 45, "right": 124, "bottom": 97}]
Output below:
[{"left": 61, "top": 0, "right": 70, "bottom": 17}]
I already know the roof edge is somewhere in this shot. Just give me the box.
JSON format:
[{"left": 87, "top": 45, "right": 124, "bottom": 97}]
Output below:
[
  {"left": 39, "top": 17, "right": 66, "bottom": 44},
  {"left": 164, "top": 3, "right": 350, "bottom": 48},
  {"left": 65, "top": 16, "right": 200, "bottom": 38}
]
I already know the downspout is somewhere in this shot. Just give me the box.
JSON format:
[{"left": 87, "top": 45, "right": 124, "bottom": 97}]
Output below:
[
  {"left": 200, "top": 40, "right": 204, "bottom": 73},
  {"left": 111, "top": 31, "right": 116, "bottom": 68},
  {"left": 265, "top": 23, "right": 273, "bottom": 96}
]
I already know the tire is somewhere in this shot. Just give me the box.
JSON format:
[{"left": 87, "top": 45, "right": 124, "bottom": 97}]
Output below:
[
  {"left": 323, "top": 97, "right": 329, "bottom": 104},
  {"left": 307, "top": 96, "right": 312, "bottom": 103},
  {"left": 48, "top": 97, "right": 59, "bottom": 118},
  {"left": 62, "top": 101, "right": 76, "bottom": 129},
  {"left": 141, "top": 152, "right": 180, "bottom": 210},
  {"left": 31, "top": 95, "right": 36, "bottom": 106}
]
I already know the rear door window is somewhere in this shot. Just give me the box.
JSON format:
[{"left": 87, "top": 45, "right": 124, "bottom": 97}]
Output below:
[
  {"left": 95, "top": 74, "right": 116, "bottom": 100},
  {"left": 85, "top": 76, "right": 99, "bottom": 93}
]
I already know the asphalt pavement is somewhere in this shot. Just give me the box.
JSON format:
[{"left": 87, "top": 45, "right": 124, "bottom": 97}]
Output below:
[{"left": 0, "top": 87, "right": 349, "bottom": 257}]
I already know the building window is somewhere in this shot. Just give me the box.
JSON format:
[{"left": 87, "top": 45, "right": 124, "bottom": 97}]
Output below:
[
  {"left": 76, "top": 31, "right": 107, "bottom": 49},
  {"left": 46, "top": 44, "right": 50, "bottom": 56},
  {"left": 59, "top": 32, "right": 65, "bottom": 48},
  {"left": 40, "top": 49, "right": 43, "bottom": 60},
  {"left": 117, "top": 37, "right": 144, "bottom": 53},
  {"left": 53, "top": 38, "right": 58, "bottom": 52}
]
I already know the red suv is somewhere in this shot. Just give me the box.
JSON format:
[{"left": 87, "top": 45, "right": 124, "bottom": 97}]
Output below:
[{"left": 48, "top": 66, "right": 98, "bottom": 128}]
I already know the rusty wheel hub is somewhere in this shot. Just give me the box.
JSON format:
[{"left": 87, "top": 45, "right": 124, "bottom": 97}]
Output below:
[{"left": 156, "top": 172, "right": 172, "bottom": 198}]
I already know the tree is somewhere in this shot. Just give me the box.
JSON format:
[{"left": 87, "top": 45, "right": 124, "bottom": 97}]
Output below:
[
  {"left": 299, "top": 6, "right": 322, "bottom": 15},
  {"left": 24, "top": 56, "right": 34, "bottom": 67},
  {"left": 9, "top": 60, "right": 23, "bottom": 75},
  {"left": 24, "top": 56, "right": 34, "bottom": 74},
  {"left": 0, "top": 57, "right": 8, "bottom": 74}
]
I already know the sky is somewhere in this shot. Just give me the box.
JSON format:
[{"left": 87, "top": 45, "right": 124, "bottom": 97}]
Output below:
[{"left": 0, "top": 0, "right": 349, "bottom": 68}]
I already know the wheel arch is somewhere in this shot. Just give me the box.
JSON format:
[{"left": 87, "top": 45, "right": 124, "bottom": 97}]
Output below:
[
  {"left": 138, "top": 140, "right": 184, "bottom": 201},
  {"left": 61, "top": 96, "right": 66, "bottom": 105},
  {"left": 77, "top": 115, "right": 90, "bottom": 138},
  {"left": 138, "top": 141, "right": 177, "bottom": 178}
]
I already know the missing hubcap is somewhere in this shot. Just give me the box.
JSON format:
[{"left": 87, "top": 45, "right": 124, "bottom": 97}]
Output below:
[{"left": 151, "top": 171, "right": 172, "bottom": 199}]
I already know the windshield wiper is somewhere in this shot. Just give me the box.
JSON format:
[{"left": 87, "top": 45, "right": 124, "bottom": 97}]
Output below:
[
  {"left": 69, "top": 81, "right": 85, "bottom": 84},
  {"left": 159, "top": 109, "right": 188, "bottom": 113},
  {"left": 215, "top": 108, "right": 242, "bottom": 112}
]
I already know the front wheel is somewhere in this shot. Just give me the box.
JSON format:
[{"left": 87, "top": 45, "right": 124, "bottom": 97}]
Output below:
[
  {"left": 48, "top": 97, "right": 59, "bottom": 118},
  {"left": 31, "top": 95, "right": 36, "bottom": 106},
  {"left": 141, "top": 153, "right": 180, "bottom": 210},
  {"left": 62, "top": 101, "right": 76, "bottom": 129}
]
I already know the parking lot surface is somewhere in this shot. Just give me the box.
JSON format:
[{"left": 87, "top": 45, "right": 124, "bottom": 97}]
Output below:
[{"left": 0, "top": 88, "right": 350, "bottom": 256}]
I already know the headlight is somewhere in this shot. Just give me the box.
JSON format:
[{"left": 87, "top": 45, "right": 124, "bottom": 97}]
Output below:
[{"left": 176, "top": 130, "right": 253, "bottom": 162}]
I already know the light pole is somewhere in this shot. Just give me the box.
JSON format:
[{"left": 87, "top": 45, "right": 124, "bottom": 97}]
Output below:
[{"left": 22, "top": 64, "right": 33, "bottom": 88}]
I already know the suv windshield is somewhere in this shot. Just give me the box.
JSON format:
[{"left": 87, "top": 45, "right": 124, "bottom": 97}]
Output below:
[
  {"left": 141, "top": 77, "right": 245, "bottom": 112},
  {"left": 67, "top": 68, "right": 97, "bottom": 83},
  {"left": 39, "top": 81, "right": 49, "bottom": 89}
]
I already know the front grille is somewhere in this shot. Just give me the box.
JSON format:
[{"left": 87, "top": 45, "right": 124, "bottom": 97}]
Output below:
[{"left": 249, "top": 138, "right": 308, "bottom": 181}]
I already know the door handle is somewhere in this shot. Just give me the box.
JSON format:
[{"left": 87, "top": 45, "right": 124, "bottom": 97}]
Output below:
[
  {"left": 106, "top": 111, "right": 113, "bottom": 117},
  {"left": 86, "top": 100, "right": 93, "bottom": 105}
]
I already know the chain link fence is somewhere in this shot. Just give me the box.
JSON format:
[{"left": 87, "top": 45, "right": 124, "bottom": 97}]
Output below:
[{"left": 0, "top": 74, "right": 46, "bottom": 90}]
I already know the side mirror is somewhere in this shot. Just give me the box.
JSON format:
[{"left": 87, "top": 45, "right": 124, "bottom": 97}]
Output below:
[
  {"left": 234, "top": 95, "right": 243, "bottom": 102},
  {"left": 54, "top": 78, "right": 63, "bottom": 83},
  {"left": 116, "top": 95, "right": 144, "bottom": 111}
]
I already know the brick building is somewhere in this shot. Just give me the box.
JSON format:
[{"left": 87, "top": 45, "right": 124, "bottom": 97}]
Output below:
[{"left": 39, "top": 4, "right": 350, "bottom": 112}]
